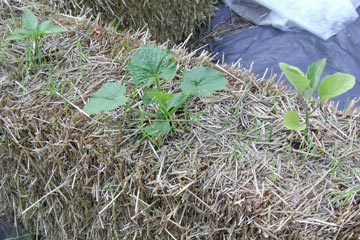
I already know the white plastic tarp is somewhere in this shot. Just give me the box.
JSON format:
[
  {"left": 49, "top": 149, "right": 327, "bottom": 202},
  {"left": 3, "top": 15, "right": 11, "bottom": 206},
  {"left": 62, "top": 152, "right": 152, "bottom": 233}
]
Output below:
[{"left": 223, "top": 0, "right": 360, "bottom": 40}]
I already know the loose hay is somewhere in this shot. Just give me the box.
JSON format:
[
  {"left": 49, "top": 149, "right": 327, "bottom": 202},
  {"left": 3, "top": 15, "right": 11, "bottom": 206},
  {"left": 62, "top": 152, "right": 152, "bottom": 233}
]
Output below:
[{"left": 1, "top": 2, "right": 360, "bottom": 240}]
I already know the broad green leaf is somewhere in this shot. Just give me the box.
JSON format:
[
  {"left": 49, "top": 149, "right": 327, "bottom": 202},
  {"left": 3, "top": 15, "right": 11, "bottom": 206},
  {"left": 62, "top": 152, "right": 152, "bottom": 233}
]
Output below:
[
  {"left": 180, "top": 67, "right": 227, "bottom": 97},
  {"left": 166, "top": 92, "right": 187, "bottom": 111},
  {"left": 5, "top": 33, "right": 30, "bottom": 41},
  {"left": 283, "top": 111, "right": 306, "bottom": 131},
  {"left": 142, "top": 90, "right": 173, "bottom": 108},
  {"left": 127, "top": 45, "right": 177, "bottom": 86},
  {"left": 15, "top": 28, "right": 36, "bottom": 35},
  {"left": 304, "top": 58, "right": 326, "bottom": 98},
  {"left": 279, "top": 63, "right": 310, "bottom": 95},
  {"left": 38, "top": 21, "right": 66, "bottom": 35},
  {"left": 42, "top": 25, "right": 66, "bottom": 35},
  {"left": 145, "top": 121, "right": 171, "bottom": 136},
  {"left": 319, "top": 73, "right": 355, "bottom": 103},
  {"left": 23, "top": 9, "right": 39, "bottom": 30},
  {"left": 83, "top": 82, "right": 127, "bottom": 115},
  {"left": 37, "top": 20, "right": 51, "bottom": 33}
]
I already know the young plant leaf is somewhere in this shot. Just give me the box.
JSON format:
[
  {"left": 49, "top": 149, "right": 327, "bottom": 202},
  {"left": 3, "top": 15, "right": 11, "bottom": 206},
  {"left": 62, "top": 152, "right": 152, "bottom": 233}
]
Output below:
[
  {"left": 142, "top": 90, "right": 173, "bottom": 109},
  {"left": 304, "top": 58, "right": 326, "bottom": 98},
  {"left": 5, "top": 33, "right": 30, "bottom": 41},
  {"left": 6, "top": 9, "right": 66, "bottom": 42},
  {"left": 16, "top": 28, "right": 36, "bottom": 35},
  {"left": 166, "top": 92, "right": 187, "bottom": 111},
  {"left": 279, "top": 63, "right": 310, "bottom": 95},
  {"left": 127, "top": 45, "right": 177, "bottom": 86},
  {"left": 37, "top": 20, "right": 66, "bottom": 35},
  {"left": 283, "top": 111, "right": 306, "bottom": 131},
  {"left": 145, "top": 121, "right": 171, "bottom": 136},
  {"left": 318, "top": 73, "right": 355, "bottom": 103},
  {"left": 83, "top": 82, "right": 127, "bottom": 115},
  {"left": 180, "top": 67, "right": 227, "bottom": 97},
  {"left": 23, "top": 8, "right": 38, "bottom": 30}
]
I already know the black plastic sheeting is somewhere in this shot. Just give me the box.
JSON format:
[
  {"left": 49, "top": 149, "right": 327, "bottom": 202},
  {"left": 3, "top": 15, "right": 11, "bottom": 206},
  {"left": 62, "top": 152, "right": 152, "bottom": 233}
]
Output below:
[{"left": 209, "top": 3, "right": 360, "bottom": 109}]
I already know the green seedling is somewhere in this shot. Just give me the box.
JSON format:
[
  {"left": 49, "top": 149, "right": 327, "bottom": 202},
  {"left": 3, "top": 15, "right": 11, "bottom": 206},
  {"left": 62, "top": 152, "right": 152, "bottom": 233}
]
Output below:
[
  {"left": 279, "top": 58, "right": 355, "bottom": 132},
  {"left": 83, "top": 45, "right": 228, "bottom": 138},
  {"left": 6, "top": 8, "right": 66, "bottom": 62}
]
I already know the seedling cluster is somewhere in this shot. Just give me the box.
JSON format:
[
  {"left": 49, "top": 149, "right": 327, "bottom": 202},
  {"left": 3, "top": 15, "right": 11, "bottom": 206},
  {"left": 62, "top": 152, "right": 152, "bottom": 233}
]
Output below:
[
  {"left": 279, "top": 59, "right": 355, "bottom": 131},
  {"left": 6, "top": 9, "right": 66, "bottom": 63},
  {"left": 83, "top": 45, "right": 228, "bottom": 137}
]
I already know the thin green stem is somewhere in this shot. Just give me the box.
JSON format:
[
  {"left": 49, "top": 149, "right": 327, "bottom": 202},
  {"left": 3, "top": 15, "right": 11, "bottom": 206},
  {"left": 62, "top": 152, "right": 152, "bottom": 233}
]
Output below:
[
  {"left": 155, "top": 76, "right": 161, "bottom": 91},
  {"left": 127, "top": 106, "right": 158, "bottom": 118},
  {"left": 304, "top": 101, "right": 311, "bottom": 145},
  {"left": 305, "top": 103, "right": 310, "bottom": 131}
]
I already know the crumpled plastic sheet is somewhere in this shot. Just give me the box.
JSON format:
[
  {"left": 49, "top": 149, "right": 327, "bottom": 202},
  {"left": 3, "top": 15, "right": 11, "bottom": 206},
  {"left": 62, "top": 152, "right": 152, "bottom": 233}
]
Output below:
[
  {"left": 223, "top": 0, "right": 360, "bottom": 40},
  {"left": 209, "top": 3, "right": 360, "bottom": 108}
]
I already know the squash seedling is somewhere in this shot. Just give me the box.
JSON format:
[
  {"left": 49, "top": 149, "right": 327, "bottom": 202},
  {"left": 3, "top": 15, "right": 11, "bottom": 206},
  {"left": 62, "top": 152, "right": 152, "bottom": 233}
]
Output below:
[
  {"left": 279, "top": 58, "right": 355, "bottom": 132},
  {"left": 6, "top": 8, "right": 66, "bottom": 63},
  {"left": 83, "top": 45, "right": 228, "bottom": 138}
]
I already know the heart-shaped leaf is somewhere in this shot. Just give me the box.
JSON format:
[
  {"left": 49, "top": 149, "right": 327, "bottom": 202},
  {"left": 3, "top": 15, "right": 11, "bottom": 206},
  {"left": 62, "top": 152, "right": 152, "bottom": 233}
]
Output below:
[
  {"left": 83, "top": 82, "right": 127, "bottom": 115},
  {"left": 23, "top": 9, "right": 39, "bottom": 30},
  {"left": 283, "top": 111, "right": 306, "bottom": 131},
  {"left": 304, "top": 58, "right": 326, "bottom": 98},
  {"left": 145, "top": 121, "right": 171, "bottom": 136},
  {"left": 180, "top": 67, "right": 227, "bottom": 97},
  {"left": 318, "top": 73, "right": 355, "bottom": 103},
  {"left": 127, "top": 45, "right": 177, "bottom": 86},
  {"left": 279, "top": 63, "right": 310, "bottom": 95}
]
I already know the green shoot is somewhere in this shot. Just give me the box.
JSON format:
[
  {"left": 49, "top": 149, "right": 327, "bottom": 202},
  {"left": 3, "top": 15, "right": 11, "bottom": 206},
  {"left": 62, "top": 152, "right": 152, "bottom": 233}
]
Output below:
[
  {"left": 83, "top": 45, "right": 228, "bottom": 139},
  {"left": 6, "top": 9, "right": 66, "bottom": 41},
  {"left": 279, "top": 59, "right": 355, "bottom": 133},
  {"left": 5, "top": 8, "right": 66, "bottom": 63}
]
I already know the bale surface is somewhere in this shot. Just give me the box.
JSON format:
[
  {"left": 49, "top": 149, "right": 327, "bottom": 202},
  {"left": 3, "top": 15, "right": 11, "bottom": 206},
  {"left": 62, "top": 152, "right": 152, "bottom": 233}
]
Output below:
[
  {"left": 55, "top": 0, "right": 216, "bottom": 44},
  {"left": 1, "top": 2, "right": 360, "bottom": 239}
]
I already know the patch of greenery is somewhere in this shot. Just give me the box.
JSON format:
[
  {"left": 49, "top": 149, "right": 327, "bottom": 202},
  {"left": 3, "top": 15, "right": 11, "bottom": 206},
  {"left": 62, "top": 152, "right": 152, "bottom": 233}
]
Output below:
[
  {"left": 6, "top": 9, "right": 66, "bottom": 42},
  {"left": 83, "top": 45, "right": 228, "bottom": 138},
  {"left": 5, "top": 8, "right": 66, "bottom": 64},
  {"left": 279, "top": 59, "right": 355, "bottom": 132}
]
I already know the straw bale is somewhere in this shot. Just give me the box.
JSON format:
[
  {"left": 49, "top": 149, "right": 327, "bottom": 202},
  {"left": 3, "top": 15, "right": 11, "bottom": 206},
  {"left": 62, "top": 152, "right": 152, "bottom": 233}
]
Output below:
[
  {"left": 1, "top": 2, "right": 360, "bottom": 239},
  {"left": 53, "top": 0, "right": 217, "bottom": 44}
]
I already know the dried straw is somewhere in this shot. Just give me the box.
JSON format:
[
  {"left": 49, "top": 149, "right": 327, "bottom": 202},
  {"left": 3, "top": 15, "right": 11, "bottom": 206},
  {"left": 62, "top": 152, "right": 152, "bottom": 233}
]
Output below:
[{"left": 0, "top": 2, "right": 359, "bottom": 239}]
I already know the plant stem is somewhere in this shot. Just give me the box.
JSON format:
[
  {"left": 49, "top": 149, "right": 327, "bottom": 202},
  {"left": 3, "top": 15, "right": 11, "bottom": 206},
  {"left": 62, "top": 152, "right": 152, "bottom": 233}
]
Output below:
[
  {"left": 304, "top": 102, "right": 311, "bottom": 144},
  {"left": 305, "top": 103, "right": 310, "bottom": 131},
  {"left": 127, "top": 106, "right": 158, "bottom": 118},
  {"left": 169, "top": 93, "right": 191, "bottom": 115},
  {"left": 155, "top": 76, "right": 161, "bottom": 91}
]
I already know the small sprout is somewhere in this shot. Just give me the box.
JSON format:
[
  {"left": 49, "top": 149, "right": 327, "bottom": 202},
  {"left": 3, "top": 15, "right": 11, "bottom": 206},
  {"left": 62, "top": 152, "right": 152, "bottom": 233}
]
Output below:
[
  {"left": 6, "top": 8, "right": 66, "bottom": 42},
  {"left": 279, "top": 58, "right": 355, "bottom": 133},
  {"left": 83, "top": 45, "right": 228, "bottom": 140}
]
